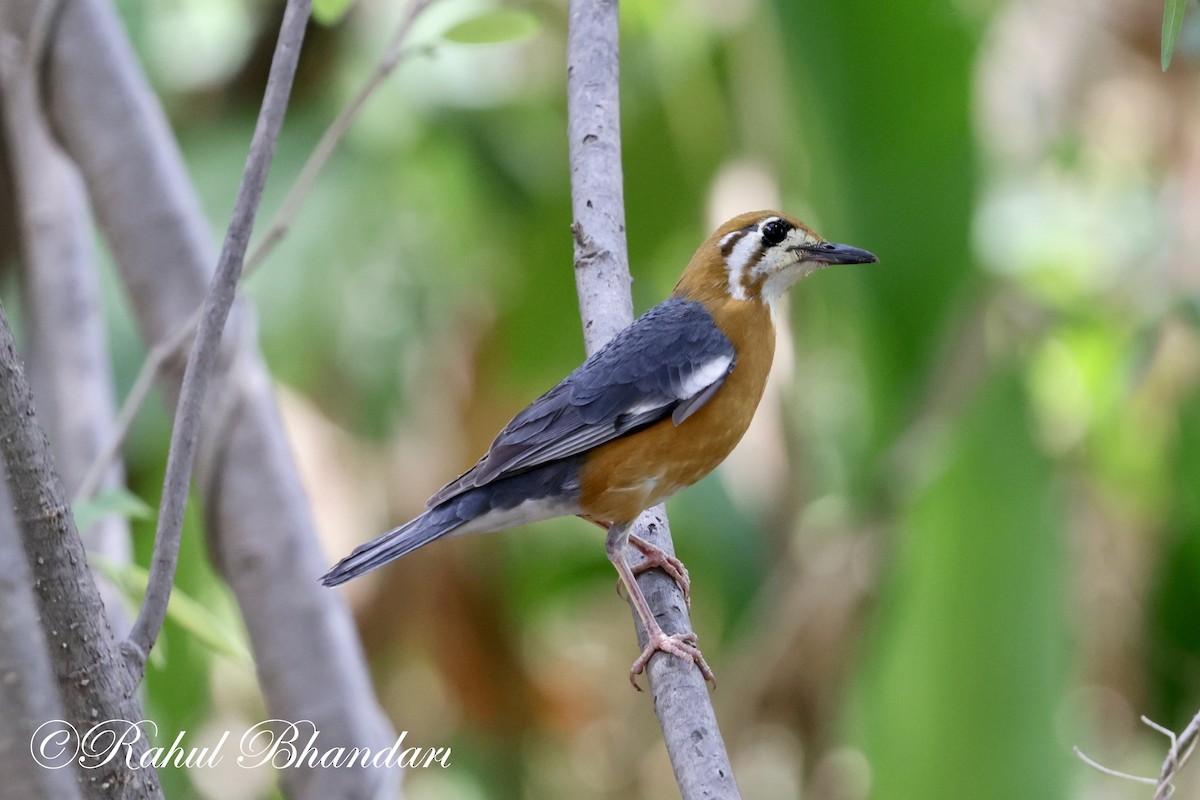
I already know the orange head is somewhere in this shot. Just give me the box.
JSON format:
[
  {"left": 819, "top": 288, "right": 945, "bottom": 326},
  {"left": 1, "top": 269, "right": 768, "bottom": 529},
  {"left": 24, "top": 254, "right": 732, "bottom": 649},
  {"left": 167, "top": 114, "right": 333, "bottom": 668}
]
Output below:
[{"left": 673, "top": 211, "right": 877, "bottom": 308}]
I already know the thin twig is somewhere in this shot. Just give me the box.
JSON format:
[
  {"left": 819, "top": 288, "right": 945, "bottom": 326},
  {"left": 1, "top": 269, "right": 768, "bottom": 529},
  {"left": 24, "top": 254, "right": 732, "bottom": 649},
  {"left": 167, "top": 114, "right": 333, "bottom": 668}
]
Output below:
[
  {"left": 72, "top": 0, "right": 437, "bottom": 507},
  {"left": 73, "top": 338, "right": 171, "bottom": 503},
  {"left": 244, "top": 0, "right": 436, "bottom": 275},
  {"left": 1073, "top": 712, "right": 1200, "bottom": 799},
  {"left": 1151, "top": 712, "right": 1200, "bottom": 800},
  {"left": 48, "top": 0, "right": 399, "bottom": 792},
  {"left": 1073, "top": 746, "right": 1158, "bottom": 786},
  {"left": 565, "top": 0, "right": 739, "bottom": 796},
  {"left": 121, "top": 0, "right": 312, "bottom": 677}
]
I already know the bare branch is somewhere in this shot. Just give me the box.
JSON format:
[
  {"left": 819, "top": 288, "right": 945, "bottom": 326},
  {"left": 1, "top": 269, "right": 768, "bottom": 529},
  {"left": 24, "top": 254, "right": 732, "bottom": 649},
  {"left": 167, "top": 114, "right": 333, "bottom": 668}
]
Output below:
[
  {"left": 565, "top": 0, "right": 739, "bottom": 796},
  {"left": 7, "top": 18, "right": 132, "bottom": 637},
  {"left": 1151, "top": 713, "right": 1200, "bottom": 800},
  {"left": 245, "top": 0, "right": 436, "bottom": 274},
  {"left": 1073, "top": 712, "right": 1200, "bottom": 799},
  {"left": 0, "top": 479, "right": 83, "bottom": 800},
  {"left": 43, "top": 0, "right": 399, "bottom": 793},
  {"left": 0, "top": 19, "right": 161, "bottom": 798},
  {"left": 73, "top": 0, "right": 438, "bottom": 507},
  {"left": 122, "top": 0, "right": 312, "bottom": 676},
  {"left": 0, "top": 303, "right": 161, "bottom": 797},
  {"left": 1073, "top": 745, "right": 1158, "bottom": 786}
]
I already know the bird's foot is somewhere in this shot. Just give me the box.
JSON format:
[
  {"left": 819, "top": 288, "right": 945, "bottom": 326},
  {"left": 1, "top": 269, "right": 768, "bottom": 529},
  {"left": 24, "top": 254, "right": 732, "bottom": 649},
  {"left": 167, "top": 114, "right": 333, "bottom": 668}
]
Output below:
[
  {"left": 629, "top": 628, "right": 715, "bottom": 691},
  {"left": 626, "top": 533, "right": 691, "bottom": 607}
]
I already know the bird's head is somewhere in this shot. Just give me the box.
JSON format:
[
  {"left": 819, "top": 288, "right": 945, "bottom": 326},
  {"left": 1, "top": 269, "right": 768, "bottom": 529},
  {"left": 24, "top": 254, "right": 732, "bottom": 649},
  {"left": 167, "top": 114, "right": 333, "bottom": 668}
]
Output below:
[{"left": 673, "top": 211, "right": 877, "bottom": 307}]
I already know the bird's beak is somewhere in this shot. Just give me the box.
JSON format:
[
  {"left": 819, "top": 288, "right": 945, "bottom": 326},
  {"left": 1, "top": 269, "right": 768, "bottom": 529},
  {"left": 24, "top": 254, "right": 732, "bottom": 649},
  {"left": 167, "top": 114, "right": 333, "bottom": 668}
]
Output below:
[{"left": 798, "top": 241, "right": 878, "bottom": 265}]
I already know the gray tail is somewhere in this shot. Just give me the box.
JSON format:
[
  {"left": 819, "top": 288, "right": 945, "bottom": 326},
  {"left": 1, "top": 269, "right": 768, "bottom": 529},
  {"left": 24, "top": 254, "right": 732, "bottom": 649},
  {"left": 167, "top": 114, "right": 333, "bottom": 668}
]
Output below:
[
  {"left": 320, "top": 456, "right": 582, "bottom": 587},
  {"left": 320, "top": 505, "right": 461, "bottom": 586}
]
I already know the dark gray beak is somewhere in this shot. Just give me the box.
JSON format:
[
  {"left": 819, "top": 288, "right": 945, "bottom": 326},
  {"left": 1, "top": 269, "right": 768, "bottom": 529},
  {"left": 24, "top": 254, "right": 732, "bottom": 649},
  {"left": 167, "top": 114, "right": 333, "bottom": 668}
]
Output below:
[{"left": 799, "top": 241, "right": 878, "bottom": 265}]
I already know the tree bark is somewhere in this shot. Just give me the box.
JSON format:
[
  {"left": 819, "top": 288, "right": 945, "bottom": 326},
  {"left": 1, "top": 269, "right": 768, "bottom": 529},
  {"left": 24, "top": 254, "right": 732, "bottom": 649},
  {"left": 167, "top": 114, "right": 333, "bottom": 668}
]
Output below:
[
  {"left": 565, "top": 0, "right": 740, "bottom": 797},
  {"left": 0, "top": 14, "right": 160, "bottom": 796},
  {"left": 0, "top": 305, "right": 160, "bottom": 796},
  {"left": 0, "top": 476, "right": 84, "bottom": 800},
  {"left": 36, "top": 0, "right": 399, "bottom": 795}
]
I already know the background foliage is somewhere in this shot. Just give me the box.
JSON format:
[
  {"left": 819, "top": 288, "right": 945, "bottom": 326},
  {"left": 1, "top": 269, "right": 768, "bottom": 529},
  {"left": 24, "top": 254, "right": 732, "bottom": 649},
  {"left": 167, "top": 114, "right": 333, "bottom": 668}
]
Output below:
[{"left": 100, "top": 0, "right": 1200, "bottom": 796}]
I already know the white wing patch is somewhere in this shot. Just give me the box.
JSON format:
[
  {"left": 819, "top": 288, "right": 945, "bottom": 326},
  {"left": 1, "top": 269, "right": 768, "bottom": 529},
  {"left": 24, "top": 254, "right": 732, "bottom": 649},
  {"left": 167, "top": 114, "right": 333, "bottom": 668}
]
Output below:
[
  {"left": 618, "top": 353, "right": 732, "bottom": 416},
  {"left": 679, "top": 354, "right": 734, "bottom": 399}
]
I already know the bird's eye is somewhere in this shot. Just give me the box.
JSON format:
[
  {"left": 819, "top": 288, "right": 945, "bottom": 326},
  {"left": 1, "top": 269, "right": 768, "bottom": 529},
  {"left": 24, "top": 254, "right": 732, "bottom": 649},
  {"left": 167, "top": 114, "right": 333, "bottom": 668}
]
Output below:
[{"left": 760, "top": 219, "right": 791, "bottom": 247}]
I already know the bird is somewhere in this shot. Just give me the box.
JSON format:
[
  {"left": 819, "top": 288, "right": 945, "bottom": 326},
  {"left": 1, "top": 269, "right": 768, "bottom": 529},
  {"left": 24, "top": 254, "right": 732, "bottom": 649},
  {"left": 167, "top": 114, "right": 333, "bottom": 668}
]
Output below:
[{"left": 322, "top": 210, "right": 877, "bottom": 688}]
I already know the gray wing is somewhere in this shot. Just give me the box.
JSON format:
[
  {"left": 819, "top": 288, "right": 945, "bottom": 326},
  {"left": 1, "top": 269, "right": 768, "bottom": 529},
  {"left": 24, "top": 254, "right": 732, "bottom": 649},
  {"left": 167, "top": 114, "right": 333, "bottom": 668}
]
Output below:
[{"left": 428, "top": 298, "right": 735, "bottom": 507}]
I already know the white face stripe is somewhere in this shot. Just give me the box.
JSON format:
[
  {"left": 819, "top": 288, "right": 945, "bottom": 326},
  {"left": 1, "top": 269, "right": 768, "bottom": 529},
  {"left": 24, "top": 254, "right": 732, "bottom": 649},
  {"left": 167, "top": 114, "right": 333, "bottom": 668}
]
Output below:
[
  {"left": 724, "top": 232, "right": 761, "bottom": 301},
  {"left": 718, "top": 217, "right": 824, "bottom": 305}
]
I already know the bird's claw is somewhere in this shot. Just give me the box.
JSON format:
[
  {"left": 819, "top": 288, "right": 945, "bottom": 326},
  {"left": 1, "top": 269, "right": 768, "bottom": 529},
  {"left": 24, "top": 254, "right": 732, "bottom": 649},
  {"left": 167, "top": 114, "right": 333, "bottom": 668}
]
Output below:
[
  {"left": 627, "top": 534, "right": 692, "bottom": 608},
  {"left": 628, "top": 629, "right": 715, "bottom": 691}
]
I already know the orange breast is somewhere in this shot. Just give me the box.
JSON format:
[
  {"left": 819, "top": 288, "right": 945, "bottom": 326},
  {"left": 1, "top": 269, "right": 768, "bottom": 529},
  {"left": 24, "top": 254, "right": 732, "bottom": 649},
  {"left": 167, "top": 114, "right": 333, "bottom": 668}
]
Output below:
[{"left": 577, "top": 298, "right": 776, "bottom": 523}]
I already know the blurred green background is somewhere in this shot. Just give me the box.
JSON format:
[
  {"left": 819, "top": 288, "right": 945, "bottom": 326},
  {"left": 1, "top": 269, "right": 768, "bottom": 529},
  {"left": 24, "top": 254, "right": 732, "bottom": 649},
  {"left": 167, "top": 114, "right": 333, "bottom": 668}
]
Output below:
[{"left": 103, "top": 0, "right": 1200, "bottom": 797}]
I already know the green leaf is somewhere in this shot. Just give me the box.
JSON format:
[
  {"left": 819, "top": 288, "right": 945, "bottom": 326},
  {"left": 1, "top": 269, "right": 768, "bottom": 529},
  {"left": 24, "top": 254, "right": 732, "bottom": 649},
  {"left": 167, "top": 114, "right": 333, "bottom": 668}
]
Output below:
[
  {"left": 860, "top": 373, "right": 1069, "bottom": 799},
  {"left": 74, "top": 486, "right": 155, "bottom": 531},
  {"left": 91, "top": 557, "right": 253, "bottom": 667},
  {"left": 312, "top": 0, "right": 355, "bottom": 26},
  {"left": 443, "top": 9, "right": 540, "bottom": 45},
  {"left": 1162, "top": 0, "right": 1188, "bottom": 71}
]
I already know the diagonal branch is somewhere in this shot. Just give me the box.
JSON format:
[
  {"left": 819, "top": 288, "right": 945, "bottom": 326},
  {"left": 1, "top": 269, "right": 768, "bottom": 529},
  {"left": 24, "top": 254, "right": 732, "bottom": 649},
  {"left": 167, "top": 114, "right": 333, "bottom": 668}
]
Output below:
[
  {"left": 72, "top": 0, "right": 438, "bottom": 508},
  {"left": 43, "top": 0, "right": 399, "bottom": 792},
  {"left": 121, "top": 0, "right": 312, "bottom": 676},
  {"left": 564, "top": 0, "right": 740, "bottom": 797},
  {"left": 1152, "top": 712, "right": 1200, "bottom": 800},
  {"left": 1074, "top": 711, "right": 1200, "bottom": 799}
]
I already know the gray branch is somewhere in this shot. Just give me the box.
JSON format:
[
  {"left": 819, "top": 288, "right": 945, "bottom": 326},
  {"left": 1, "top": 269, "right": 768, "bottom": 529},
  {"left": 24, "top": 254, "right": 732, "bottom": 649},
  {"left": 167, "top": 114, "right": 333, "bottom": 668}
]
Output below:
[
  {"left": 39, "top": 0, "right": 399, "bottom": 795},
  {"left": 0, "top": 17, "right": 160, "bottom": 798},
  {"left": 74, "top": 0, "right": 439, "bottom": 507},
  {"left": 6, "top": 28, "right": 131, "bottom": 638},
  {"left": 0, "top": 479, "right": 83, "bottom": 800},
  {"left": 1154, "top": 711, "right": 1200, "bottom": 800},
  {"left": 0, "top": 304, "right": 160, "bottom": 798},
  {"left": 565, "top": 0, "right": 740, "bottom": 797},
  {"left": 122, "top": 0, "right": 310, "bottom": 677}
]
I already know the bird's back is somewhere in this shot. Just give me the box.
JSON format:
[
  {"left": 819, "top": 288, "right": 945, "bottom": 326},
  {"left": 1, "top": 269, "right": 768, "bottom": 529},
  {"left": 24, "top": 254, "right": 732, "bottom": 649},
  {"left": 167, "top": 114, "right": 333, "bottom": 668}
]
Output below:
[{"left": 576, "top": 295, "right": 775, "bottom": 522}]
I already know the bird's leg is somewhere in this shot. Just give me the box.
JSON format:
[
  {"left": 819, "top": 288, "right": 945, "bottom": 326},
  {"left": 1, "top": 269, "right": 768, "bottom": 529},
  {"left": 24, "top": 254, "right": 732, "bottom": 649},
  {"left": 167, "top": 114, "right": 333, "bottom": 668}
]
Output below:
[
  {"left": 605, "top": 521, "right": 714, "bottom": 691},
  {"left": 580, "top": 515, "right": 691, "bottom": 607},
  {"left": 627, "top": 533, "right": 691, "bottom": 607}
]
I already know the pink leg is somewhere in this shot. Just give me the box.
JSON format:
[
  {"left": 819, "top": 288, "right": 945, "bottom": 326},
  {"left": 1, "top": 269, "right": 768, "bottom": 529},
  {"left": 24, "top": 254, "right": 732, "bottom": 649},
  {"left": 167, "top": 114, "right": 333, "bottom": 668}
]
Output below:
[
  {"left": 628, "top": 533, "right": 691, "bottom": 608},
  {"left": 605, "top": 522, "right": 715, "bottom": 691},
  {"left": 581, "top": 515, "right": 691, "bottom": 607}
]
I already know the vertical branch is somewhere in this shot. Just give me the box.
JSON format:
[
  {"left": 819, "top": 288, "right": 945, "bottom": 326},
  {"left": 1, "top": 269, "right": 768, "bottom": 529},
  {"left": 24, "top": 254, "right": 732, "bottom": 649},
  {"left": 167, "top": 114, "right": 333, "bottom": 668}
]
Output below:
[
  {"left": 122, "top": 0, "right": 311, "bottom": 674},
  {"left": 0, "top": 22, "right": 161, "bottom": 800},
  {"left": 9, "top": 44, "right": 132, "bottom": 638},
  {"left": 73, "top": 0, "right": 438, "bottom": 506},
  {"left": 0, "top": 304, "right": 161, "bottom": 798},
  {"left": 0, "top": 479, "right": 83, "bottom": 799},
  {"left": 40, "top": 0, "right": 399, "bottom": 794},
  {"left": 565, "top": 0, "right": 740, "bottom": 797}
]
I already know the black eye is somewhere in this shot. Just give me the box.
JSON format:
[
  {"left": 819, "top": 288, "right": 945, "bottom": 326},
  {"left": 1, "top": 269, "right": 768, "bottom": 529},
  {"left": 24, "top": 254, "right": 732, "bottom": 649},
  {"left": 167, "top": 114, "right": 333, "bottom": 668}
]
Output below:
[{"left": 760, "top": 219, "right": 791, "bottom": 246}]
